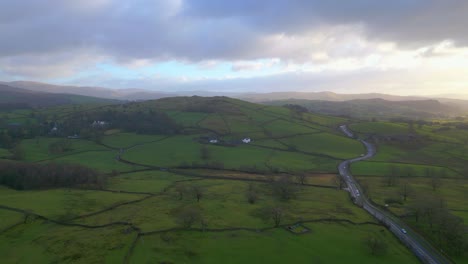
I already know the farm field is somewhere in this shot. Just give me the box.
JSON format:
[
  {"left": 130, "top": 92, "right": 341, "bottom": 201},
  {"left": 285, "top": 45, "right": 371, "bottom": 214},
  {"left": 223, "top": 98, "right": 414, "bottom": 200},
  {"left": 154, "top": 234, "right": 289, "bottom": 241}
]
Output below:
[
  {"left": 130, "top": 223, "right": 418, "bottom": 264},
  {"left": 0, "top": 97, "right": 465, "bottom": 263},
  {"left": 0, "top": 171, "right": 417, "bottom": 263},
  {"left": 350, "top": 119, "right": 468, "bottom": 262}
]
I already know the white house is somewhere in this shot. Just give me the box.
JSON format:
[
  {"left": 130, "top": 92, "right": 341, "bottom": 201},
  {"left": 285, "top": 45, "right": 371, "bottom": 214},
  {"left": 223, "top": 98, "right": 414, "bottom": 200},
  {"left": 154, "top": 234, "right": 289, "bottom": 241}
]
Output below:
[
  {"left": 92, "top": 120, "right": 108, "bottom": 127},
  {"left": 242, "top": 138, "right": 251, "bottom": 143}
]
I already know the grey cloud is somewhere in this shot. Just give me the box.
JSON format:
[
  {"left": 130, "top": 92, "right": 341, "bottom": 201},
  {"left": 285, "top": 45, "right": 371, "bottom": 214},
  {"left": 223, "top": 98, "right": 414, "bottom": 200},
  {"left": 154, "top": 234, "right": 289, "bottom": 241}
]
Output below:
[
  {"left": 1, "top": 0, "right": 467, "bottom": 73},
  {"left": 183, "top": 0, "right": 468, "bottom": 46}
]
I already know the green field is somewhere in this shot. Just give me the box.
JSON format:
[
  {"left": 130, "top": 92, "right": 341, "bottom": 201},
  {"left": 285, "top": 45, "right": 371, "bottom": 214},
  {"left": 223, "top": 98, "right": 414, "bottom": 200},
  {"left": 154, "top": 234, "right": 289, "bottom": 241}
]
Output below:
[
  {"left": 0, "top": 186, "right": 144, "bottom": 219},
  {"left": 1, "top": 96, "right": 464, "bottom": 263},
  {"left": 130, "top": 224, "right": 418, "bottom": 264},
  {"left": 350, "top": 119, "right": 468, "bottom": 262}
]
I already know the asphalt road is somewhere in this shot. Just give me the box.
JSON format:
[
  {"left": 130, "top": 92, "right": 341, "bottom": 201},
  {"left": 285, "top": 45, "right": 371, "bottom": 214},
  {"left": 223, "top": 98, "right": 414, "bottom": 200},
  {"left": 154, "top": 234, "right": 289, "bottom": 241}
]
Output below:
[{"left": 338, "top": 125, "right": 451, "bottom": 264}]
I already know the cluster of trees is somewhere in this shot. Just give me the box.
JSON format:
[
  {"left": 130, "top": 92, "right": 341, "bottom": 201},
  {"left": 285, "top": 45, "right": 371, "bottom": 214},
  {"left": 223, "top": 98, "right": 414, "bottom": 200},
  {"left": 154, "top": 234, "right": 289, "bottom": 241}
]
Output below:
[
  {"left": 284, "top": 104, "right": 309, "bottom": 120},
  {"left": 383, "top": 165, "right": 444, "bottom": 192},
  {"left": 407, "top": 194, "right": 467, "bottom": 256},
  {"left": 0, "top": 124, "right": 44, "bottom": 148},
  {"left": 363, "top": 235, "right": 388, "bottom": 256},
  {"left": 48, "top": 139, "right": 72, "bottom": 154},
  {"left": 0, "top": 161, "right": 106, "bottom": 190},
  {"left": 61, "top": 108, "right": 181, "bottom": 136},
  {"left": 269, "top": 175, "right": 299, "bottom": 200},
  {"left": 183, "top": 97, "right": 239, "bottom": 114},
  {"left": 174, "top": 183, "right": 204, "bottom": 202},
  {"left": 174, "top": 205, "right": 204, "bottom": 229}
]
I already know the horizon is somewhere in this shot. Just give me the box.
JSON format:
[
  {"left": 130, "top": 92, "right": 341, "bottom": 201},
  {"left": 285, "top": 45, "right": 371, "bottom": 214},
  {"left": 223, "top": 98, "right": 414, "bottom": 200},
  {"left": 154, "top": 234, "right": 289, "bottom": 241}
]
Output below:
[
  {"left": 4, "top": 80, "right": 468, "bottom": 100},
  {"left": 1, "top": 1, "right": 468, "bottom": 95}
]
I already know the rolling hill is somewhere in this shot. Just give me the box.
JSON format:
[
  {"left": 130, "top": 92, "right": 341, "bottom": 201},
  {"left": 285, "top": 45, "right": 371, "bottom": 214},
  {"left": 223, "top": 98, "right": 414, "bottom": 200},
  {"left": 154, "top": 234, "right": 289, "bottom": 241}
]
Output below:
[
  {"left": 0, "top": 84, "right": 118, "bottom": 109},
  {"left": 264, "top": 98, "right": 464, "bottom": 119}
]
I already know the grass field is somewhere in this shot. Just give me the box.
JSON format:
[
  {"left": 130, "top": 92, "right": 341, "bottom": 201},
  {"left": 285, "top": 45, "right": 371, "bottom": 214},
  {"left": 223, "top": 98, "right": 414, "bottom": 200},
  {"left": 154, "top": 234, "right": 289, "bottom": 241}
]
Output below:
[
  {"left": 107, "top": 170, "right": 189, "bottom": 193},
  {"left": 350, "top": 161, "right": 459, "bottom": 178},
  {"left": 77, "top": 178, "right": 373, "bottom": 232},
  {"left": 0, "top": 222, "right": 135, "bottom": 264},
  {"left": 0, "top": 148, "right": 10, "bottom": 158},
  {"left": 278, "top": 132, "right": 365, "bottom": 159},
  {"left": 349, "top": 119, "right": 468, "bottom": 262},
  {"left": 102, "top": 133, "right": 167, "bottom": 149},
  {"left": 0, "top": 186, "right": 144, "bottom": 219},
  {"left": 356, "top": 177, "right": 468, "bottom": 223},
  {"left": 19, "top": 138, "right": 108, "bottom": 162},
  {"left": 0, "top": 210, "right": 23, "bottom": 230},
  {"left": 130, "top": 223, "right": 418, "bottom": 264},
  {"left": 350, "top": 122, "right": 410, "bottom": 135},
  {"left": 2, "top": 97, "right": 461, "bottom": 263}
]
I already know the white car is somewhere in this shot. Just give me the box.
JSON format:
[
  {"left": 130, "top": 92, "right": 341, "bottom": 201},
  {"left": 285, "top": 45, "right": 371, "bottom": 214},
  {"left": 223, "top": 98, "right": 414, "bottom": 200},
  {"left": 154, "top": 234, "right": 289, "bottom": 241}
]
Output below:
[{"left": 401, "top": 228, "right": 407, "bottom": 234}]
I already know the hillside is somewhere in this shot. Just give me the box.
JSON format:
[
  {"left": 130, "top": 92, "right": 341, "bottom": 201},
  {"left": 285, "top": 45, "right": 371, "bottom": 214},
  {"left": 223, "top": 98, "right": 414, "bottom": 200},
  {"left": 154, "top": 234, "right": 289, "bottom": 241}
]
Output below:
[
  {"left": 239, "top": 91, "right": 427, "bottom": 102},
  {"left": 0, "top": 84, "right": 118, "bottom": 109},
  {"left": 0, "top": 96, "right": 461, "bottom": 263},
  {"left": 264, "top": 98, "right": 463, "bottom": 120},
  {"left": 2, "top": 81, "right": 173, "bottom": 100}
]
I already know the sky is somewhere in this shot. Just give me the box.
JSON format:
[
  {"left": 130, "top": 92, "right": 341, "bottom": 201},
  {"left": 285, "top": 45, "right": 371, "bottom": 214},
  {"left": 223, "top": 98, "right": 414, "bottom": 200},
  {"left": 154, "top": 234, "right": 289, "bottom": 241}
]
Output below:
[{"left": 1, "top": 0, "right": 468, "bottom": 95}]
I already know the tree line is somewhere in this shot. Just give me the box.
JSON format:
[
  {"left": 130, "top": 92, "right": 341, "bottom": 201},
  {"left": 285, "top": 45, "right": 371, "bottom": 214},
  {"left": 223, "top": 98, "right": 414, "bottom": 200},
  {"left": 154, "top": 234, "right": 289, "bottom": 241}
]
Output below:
[
  {"left": 0, "top": 160, "right": 106, "bottom": 190},
  {"left": 61, "top": 108, "right": 181, "bottom": 136}
]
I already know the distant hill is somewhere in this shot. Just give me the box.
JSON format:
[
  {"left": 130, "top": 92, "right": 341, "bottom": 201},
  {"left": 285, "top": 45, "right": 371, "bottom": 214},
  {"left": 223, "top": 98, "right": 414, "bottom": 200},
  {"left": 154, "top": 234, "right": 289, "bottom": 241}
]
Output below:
[
  {"left": 1, "top": 81, "right": 174, "bottom": 100},
  {"left": 265, "top": 98, "right": 463, "bottom": 120},
  {"left": 0, "top": 84, "right": 118, "bottom": 109},
  {"left": 239, "top": 91, "right": 427, "bottom": 102},
  {"left": 3, "top": 81, "right": 468, "bottom": 110}
]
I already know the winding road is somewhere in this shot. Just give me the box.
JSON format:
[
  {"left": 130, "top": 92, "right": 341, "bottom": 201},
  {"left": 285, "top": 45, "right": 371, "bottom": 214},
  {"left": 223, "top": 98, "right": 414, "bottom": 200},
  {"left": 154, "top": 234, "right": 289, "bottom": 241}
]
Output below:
[{"left": 338, "top": 125, "right": 451, "bottom": 264}]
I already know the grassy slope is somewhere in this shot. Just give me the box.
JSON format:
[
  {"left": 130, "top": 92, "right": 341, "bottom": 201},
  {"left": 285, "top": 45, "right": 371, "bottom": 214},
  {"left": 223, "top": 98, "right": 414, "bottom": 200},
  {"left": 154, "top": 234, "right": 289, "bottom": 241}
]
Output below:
[
  {"left": 0, "top": 97, "right": 422, "bottom": 263},
  {"left": 350, "top": 120, "right": 468, "bottom": 262},
  {"left": 131, "top": 224, "right": 418, "bottom": 264}
]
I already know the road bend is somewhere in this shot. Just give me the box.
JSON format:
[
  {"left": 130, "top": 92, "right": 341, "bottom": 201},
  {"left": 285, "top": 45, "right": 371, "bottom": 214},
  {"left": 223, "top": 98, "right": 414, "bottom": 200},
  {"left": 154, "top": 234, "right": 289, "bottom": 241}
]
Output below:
[{"left": 338, "top": 125, "right": 451, "bottom": 264}]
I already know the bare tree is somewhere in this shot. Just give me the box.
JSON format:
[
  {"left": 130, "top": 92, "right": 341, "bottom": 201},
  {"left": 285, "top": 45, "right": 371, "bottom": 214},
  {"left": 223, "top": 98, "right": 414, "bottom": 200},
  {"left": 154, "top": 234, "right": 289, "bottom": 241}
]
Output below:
[
  {"left": 295, "top": 173, "right": 307, "bottom": 185},
  {"left": 364, "top": 235, "right": 388, "bottom": 255},
  {"left": 331, "top": 174, "right": 345, "bottom": 190},
  {"left": 430, "top": 173, "right": 442, "bottom": 191},
  {"left": 272, "top": 176, "right": 298, "bottom": 200},
  {"left": 271, "top": 206, "right": 283, "bottom": 227},
  {"left": 175, "top": 183, "right": 187, "bottom": 200},
  {"left": 246, "top": 183, "right": 259, "bottom": 204},
  {"left": 192, "top": 185, "right": 204, "bottom": 202},
  {"left": 175, "top": 206, "right": 201, "bottom": 228},
  {"left": 384, "top": 165, "right": 399, "bottom": 187},
  {"left": 256, "top": 206, "right": 285, "bottom": 227},
  {"left": 398, "top": 181, "right": 413, "bottom": 202},
  {"left": 200, "top": 146, "right": 211, "bottom": 160}
]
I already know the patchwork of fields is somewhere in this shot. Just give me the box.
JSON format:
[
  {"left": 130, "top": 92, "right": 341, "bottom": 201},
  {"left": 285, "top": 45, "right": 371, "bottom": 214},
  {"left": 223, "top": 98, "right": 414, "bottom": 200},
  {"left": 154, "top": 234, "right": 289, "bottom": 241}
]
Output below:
[{"left": 0, "top": 97, "right": 465, "bottom": 263}]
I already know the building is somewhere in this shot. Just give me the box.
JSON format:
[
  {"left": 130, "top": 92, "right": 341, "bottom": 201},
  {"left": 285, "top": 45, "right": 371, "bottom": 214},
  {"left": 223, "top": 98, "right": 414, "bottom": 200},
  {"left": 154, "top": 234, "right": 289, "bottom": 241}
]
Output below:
[{"left": 92, "top": 120, "right": 108, "bottom": 127}]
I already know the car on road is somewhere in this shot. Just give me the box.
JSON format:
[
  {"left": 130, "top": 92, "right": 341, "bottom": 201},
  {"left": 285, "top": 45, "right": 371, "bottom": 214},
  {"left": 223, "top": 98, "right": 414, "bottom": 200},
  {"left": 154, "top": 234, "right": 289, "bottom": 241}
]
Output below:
[{"left": 401, "top": 228, "right": 407, "bottom": 234}]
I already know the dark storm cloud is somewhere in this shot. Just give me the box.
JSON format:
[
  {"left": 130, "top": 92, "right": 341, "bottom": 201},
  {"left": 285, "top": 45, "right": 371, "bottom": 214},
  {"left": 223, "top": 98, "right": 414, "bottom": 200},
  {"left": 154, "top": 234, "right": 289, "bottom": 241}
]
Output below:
[
  {"left": 0, "top": 0, "right": 467, "bottom": 62},
  {"left": 183, "top": 0, "right": 468, "bottom": 45}
]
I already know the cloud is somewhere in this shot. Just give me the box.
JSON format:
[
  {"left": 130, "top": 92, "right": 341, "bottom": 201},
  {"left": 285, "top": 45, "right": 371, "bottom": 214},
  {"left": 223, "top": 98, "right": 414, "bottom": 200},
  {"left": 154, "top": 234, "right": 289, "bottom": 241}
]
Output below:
[
  {"left": 0, "top": 0, "right": 467, "bottom": 94},
  {"left": 2, "top": 1, "right": 467, "bottom": 61},
  {"left": 183, "top": 0, "right": 468, "bottom": 46},
  {"left": 0, "top": 49, "right": 106, "bottom": 79}
]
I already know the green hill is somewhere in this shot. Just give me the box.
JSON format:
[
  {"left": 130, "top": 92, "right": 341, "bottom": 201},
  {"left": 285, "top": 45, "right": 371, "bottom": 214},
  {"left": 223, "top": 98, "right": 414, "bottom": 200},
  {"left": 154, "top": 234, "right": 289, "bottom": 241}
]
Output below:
[
  {"left": 0, "top": 96, "right": 424, "bottom": 263},
  {"left": 265, "top": 98, "right": 462, "bottom": 120},
  {"left": 0, "top": 84, "right": 119, "bottom": 109}
]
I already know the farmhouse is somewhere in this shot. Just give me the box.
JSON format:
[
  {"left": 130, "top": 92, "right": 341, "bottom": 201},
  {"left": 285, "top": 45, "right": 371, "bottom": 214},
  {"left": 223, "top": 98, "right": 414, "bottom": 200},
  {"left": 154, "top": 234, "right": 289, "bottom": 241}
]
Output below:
[{"left": 92, "top": 120, "right": 108, "bottom": 127}]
